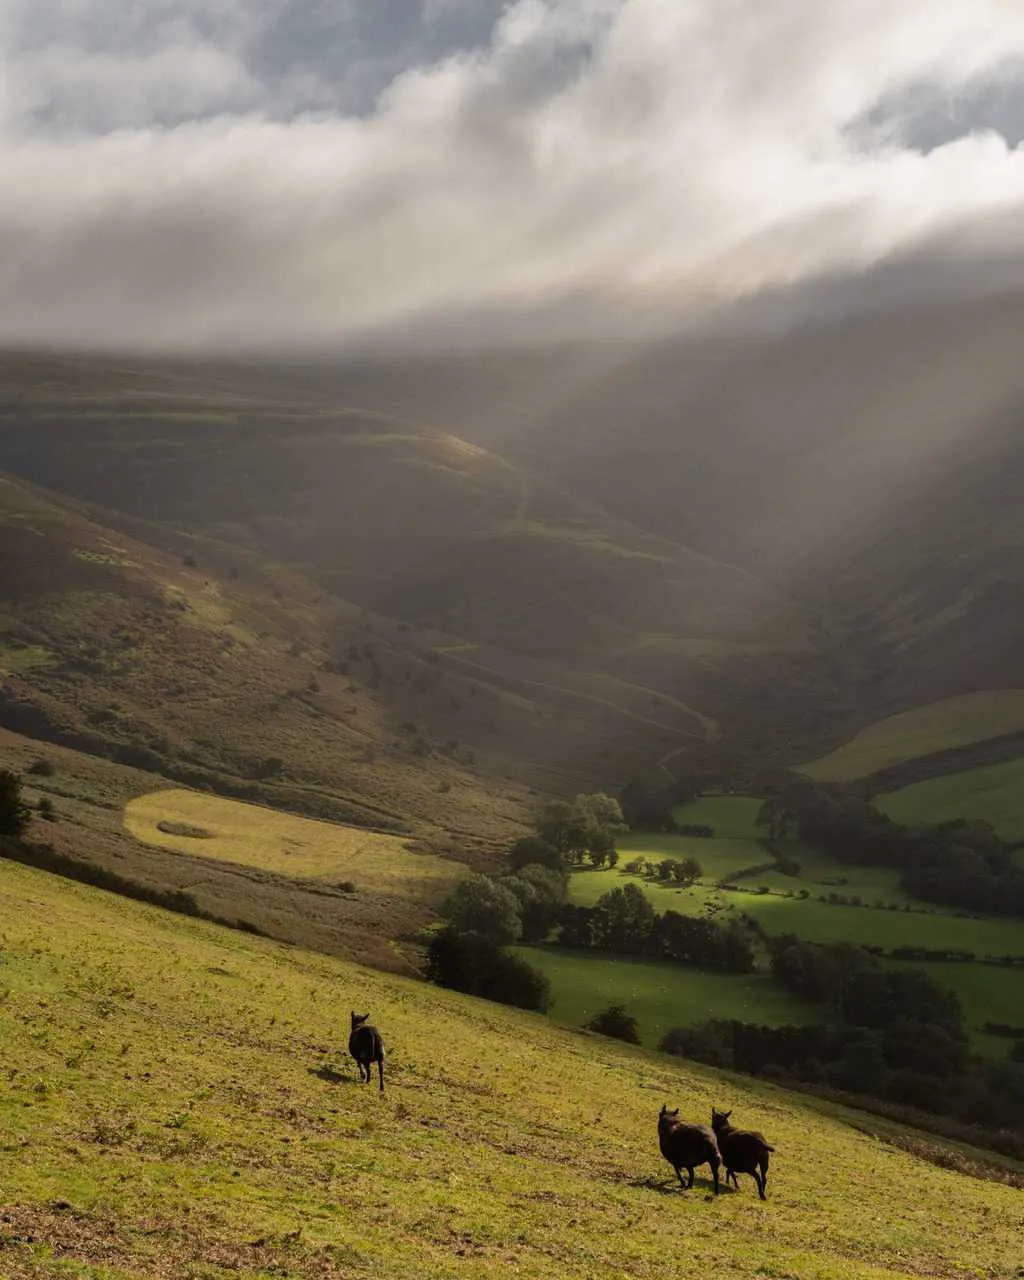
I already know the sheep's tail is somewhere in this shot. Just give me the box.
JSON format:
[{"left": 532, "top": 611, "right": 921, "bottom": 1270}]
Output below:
[{"left": 764, "top": 1144, "right": 775, "bottom": 1152}]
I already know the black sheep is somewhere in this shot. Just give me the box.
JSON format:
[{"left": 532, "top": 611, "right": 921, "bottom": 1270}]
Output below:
[
  {"left": 348, "top": 1011, "right": 385, "bottom": 1091},
  {"left": 658, "top": 1104, "right": 721, "bottom": 1194},
  {"left": 710, "top": 1107, "right": 774, "bottom": 1199}
]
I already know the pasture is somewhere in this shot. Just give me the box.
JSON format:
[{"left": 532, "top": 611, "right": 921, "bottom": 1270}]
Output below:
[
  {"left": 124, "top": 788, "right": 464, "bottom": 897},
  {"left": 721, "top": 892, "right": 1024, "bottom": 956},
  {"left": 615, "top": 831, "right": 768, "bottom": 885},
  {"left": 800, "top": 690, "right": 1024, "bottom": 782},
  {"left": 515, "top": 946, "right": 811, "bottom": 1048},
  {"left": 0, "top": 857, "right": 1021, "bottom": 1280},
  {"left": 878, "top": 758, "right": 1024, "bottom": 843},
  {"left": 673, "top": 795, "right": 765, "bottom": 838},
  {"left": 614, "top": 795, "right": 771, "bottom": 885}
]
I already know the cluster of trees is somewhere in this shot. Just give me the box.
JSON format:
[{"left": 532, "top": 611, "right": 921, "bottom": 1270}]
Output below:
[
  {"left": 558, "top": 884, "right": 756, "bottom": 973},
  {"left": 533, "top": 793, "right": 627, "bottom": 866},
  {"left": 767, "top": 935, "right": 963, "bottom": 1032},
  {"left": 657, "top": 931, "right": 1024, "bottom": 1140},
  {"left": 758, "top": 779, "right": 1024, "bottom": 916},
  {"left": 621, "top": 854, "right": 703, "bottom": 886},
  {"left": 423, "top": 856, "right": 568, "bottom": 1011}
]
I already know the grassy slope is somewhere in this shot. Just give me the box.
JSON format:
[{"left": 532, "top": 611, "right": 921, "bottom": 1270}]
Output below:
[
  {"left": 800, "top": 691, "right": 1024, "bottom": 782},
  {"left": 878, "top": 759, "right": 1024, "bottom": 843},
  {"left": 1, "top": 860, "right": 1021, "bottom": 1280},
  {"left": 0, "top": 731, "right": 453, "bottom": 975}
]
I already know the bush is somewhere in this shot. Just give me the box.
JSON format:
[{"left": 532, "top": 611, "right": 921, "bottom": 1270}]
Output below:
[
  {"left": 37, "top": 797, "right": 57, "bottom": 823},
  {"left": 424, "top": 928, "right": 551, "bottom": 1011},
  {"left": 26, "top": 757, "right": 56, "bottom": 777},
  {"left": 0, "top": 769, "right": 30, "bottom": 838},
  {"left": 584, "top": 1005, "right": 640, "bottom": 1044}
]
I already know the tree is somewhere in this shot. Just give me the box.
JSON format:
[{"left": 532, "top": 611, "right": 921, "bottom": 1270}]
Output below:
[
  {"left": 673, "top": 856, "right": 703, "bottom": 887},
  {"left": 424, "top": 928, "right": 551, "bottom": 1011},
  {"left": 535, "top": 793, "right": 625, "bottom": 864},
  {"left": 508, "top": 835, "right": 564, "bottom": 875},
  {"left": 585, "top": 1004, "right": 641, "bottom": 1044},
  {"left": 0, "top": 770, "right": 30, "bottom": 838},
  {"left": 512, "top": 863, "right": 567, "bottom": 941},
  {"left": 620, "top": 771, "right": 683, "bottom": 831},
  {"left": 440, "top": 875, "right": 522, "bottom": 944},
  {"left": 591, "top": 884, "right": 655, "bottom": 952}
]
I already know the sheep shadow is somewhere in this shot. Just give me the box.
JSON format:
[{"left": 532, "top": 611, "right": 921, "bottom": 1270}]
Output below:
[
  {"left": 308, "top": 1064, "right": 353, "bottom": 1085},
  {"left": 628, "top": 1175, "right": 733, "bottom": 1198}
]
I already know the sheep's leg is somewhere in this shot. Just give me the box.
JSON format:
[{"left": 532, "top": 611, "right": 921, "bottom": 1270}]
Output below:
[
  {"left": 686, "top": 1167, "right": 695, "bottom": 1190},
  {"left": 757, "top": 1167, "right": 767, "bottom": 1200},
  {"left": 377, "top": 1056, "right": 384, "bottom": 1092},
  {"left": 674, "top": 1165, "right": 687, "bottom": 1189},
  {"left": 728, "top": 1168, "right": 740, "bottom": 1189}
]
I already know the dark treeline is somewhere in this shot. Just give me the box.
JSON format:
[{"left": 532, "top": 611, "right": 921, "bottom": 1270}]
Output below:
[
  {"left": 558, "top": 884, "right": 756, "bottom": 973},
  {"left": 661, "top": 934, "right": 1024, "bottom": 1154},
  {"left": 759, "top": 777, "right": 1024, "bottom": 916}
]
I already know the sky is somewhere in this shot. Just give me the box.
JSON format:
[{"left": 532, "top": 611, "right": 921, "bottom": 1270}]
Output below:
[{"left": 4, "top": 0, "right": 1024, "bottom": 352}]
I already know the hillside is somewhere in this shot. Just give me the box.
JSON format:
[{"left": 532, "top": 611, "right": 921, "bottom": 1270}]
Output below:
[
  {"left": 288, "top": 297, "right": 1024, "bottom": 738},
  {"left": 0, "top": 351, "right": 831, "bottom": 790},
  {"left": 1, "top": 857, "right": 1021, "bottom": 1280},
  {"left": 0, "top": 471, "right": 541, "bottom": 845}
]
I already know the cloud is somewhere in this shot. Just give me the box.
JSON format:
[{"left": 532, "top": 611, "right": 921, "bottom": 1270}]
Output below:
[{"left": 3, "top": 0, "right": 1024, "bottom": 351}]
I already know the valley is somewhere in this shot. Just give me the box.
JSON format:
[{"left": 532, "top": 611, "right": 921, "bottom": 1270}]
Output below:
[{"left": 2, "top": 340, "right": 1024, "bottom": 1277}]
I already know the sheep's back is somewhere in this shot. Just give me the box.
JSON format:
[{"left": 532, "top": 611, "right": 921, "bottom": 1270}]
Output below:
[
  {"left": 719, "top": 1129, "right": 772, "bottom": 1167},
  {"left": 349, "top": 1024, "right": 383, "bottom": 1059},
  {"left": 660, "top": 1122, "right": 720, "bottom": 1164}
]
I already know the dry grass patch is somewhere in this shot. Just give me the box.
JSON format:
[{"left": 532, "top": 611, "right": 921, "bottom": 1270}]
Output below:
[{"left": 124, "top": 787, "right": 464, "bottom": 892}]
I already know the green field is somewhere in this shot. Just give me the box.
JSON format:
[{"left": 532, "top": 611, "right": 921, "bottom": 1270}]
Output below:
[
  {"left": 615, "top": 831, "right": 768, "bottom": 884},
  {"left": 571, "top": 793, "right": 1024, "bottom": 1054},
  {"left": 1, "top": 858, "right": 1021, "bottom": 1280},
  {"left": 673, "top": 795, "right": 765, "bottom": 838},
  {"left": 720, "top": 892, "right": 1024, "bottom": 955},
  {"left": 878, "top": 758, "right": 1024, "bottom": 843},
  {"left": 614, "top": 796, "right": 770, "bottom": 886},
  {"left": 800, "top": 690, "right": 1024, "bottom": 781},
  {"left": 515, "top": 946, "right": 812, "bottom": 1047},
  {"left": 750, "top": 844, "right": 917, "bottom": 905},
  {"left": 573, "top": 867, "right": 1024, "bottom": 954}
]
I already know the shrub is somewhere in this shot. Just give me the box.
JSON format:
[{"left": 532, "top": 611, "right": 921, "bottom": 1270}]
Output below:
[
  {"left": 424, "top": 928, "right": 551, "bottom": 1012},
  {"left": 0, "top": 770, "right": 30, "bottom": 838},
  {"left": 26, "top": 757, "right": 56, "bottom": 777},
  {"left": 584, "top": 1005, "right": 641, "bottom": 1044}
]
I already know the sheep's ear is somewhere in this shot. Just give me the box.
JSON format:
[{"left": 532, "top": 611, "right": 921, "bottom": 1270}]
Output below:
[
  {"left": 670, "top": 1108, "right": 679, "bottom": 1117},
  {"left": 723, "top": 1110, "right": 732, "bottom": 1120}
]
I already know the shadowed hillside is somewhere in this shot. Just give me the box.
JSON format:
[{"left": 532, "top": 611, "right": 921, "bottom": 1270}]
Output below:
[{"left": 0, "top": 353, "right": 833, "bottom": 789}]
